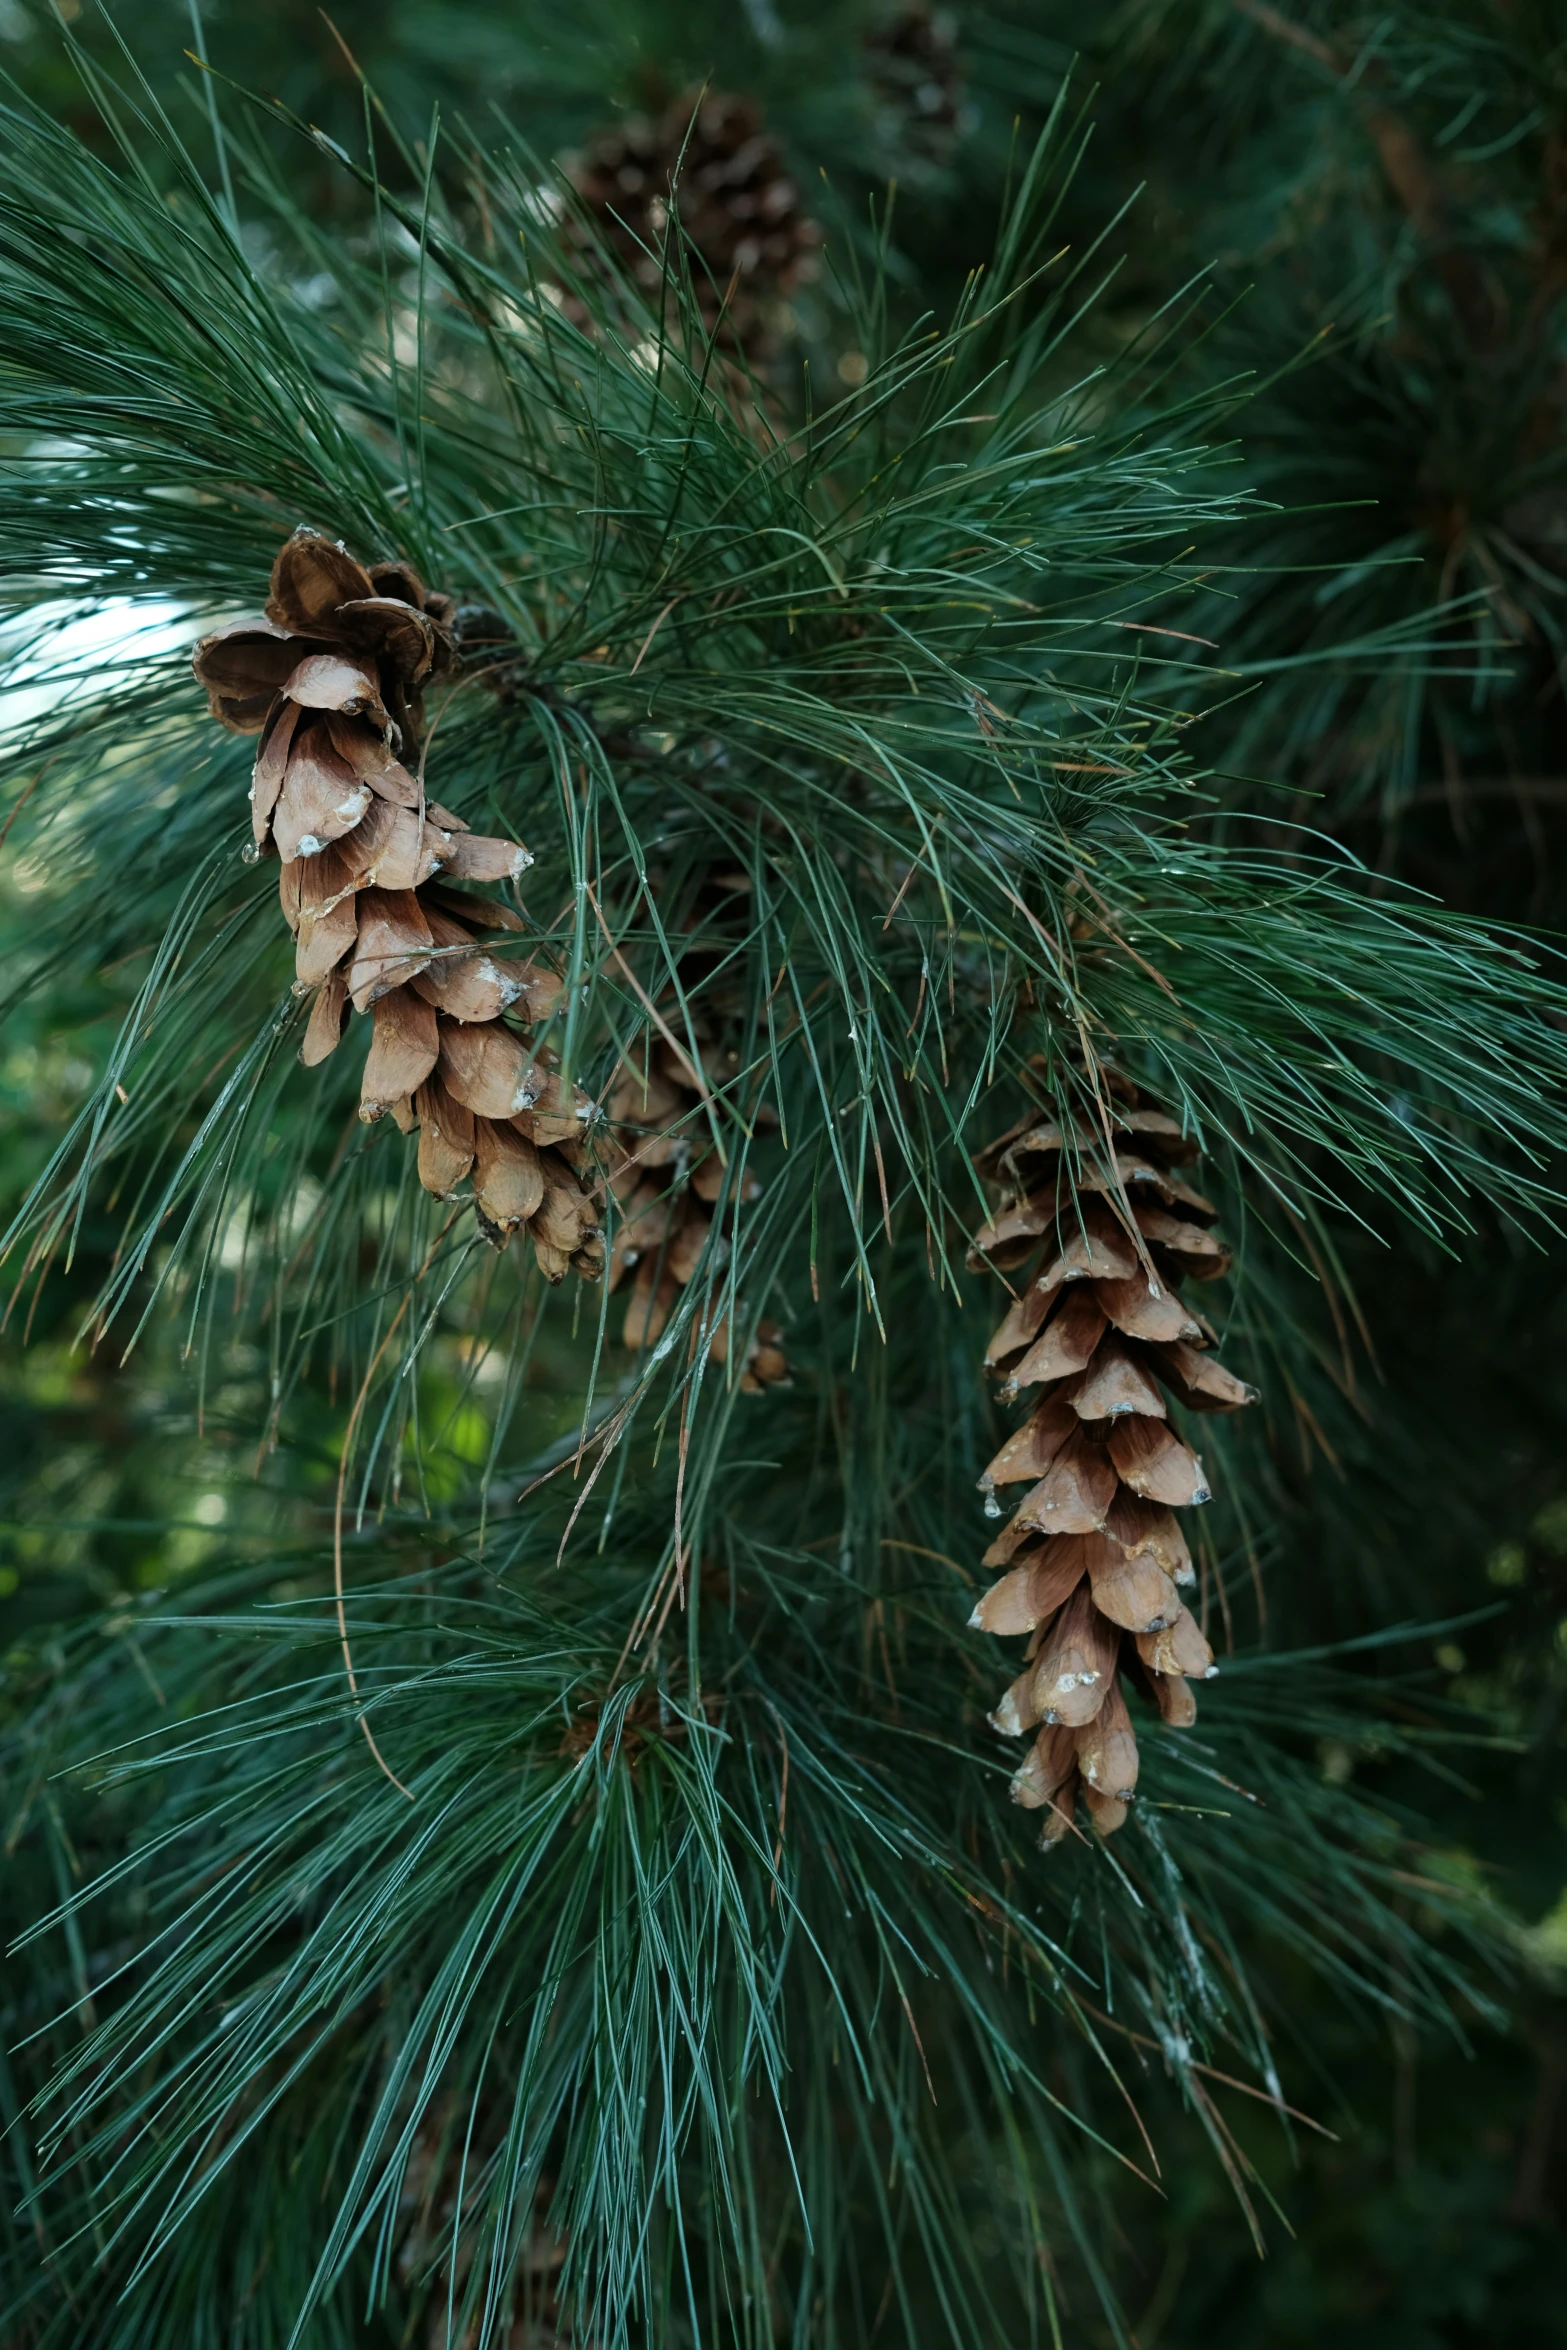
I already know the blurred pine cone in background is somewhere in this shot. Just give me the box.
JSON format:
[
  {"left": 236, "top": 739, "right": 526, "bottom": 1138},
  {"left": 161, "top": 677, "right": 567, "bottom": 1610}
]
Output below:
[
  {"left": 565, "top": 91, "right": 821, "bottom": 364},
  {"left": 866, "top": 4, "right": 968, "bottom": 168}
]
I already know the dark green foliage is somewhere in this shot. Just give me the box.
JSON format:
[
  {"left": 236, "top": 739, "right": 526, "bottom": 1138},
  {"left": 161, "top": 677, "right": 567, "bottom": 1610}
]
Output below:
[
  {"left": 1077, "top": 1, "right": 1567, "bottom": 837},
  {"left": 0, "top": 0, "right": 1060, "bottom": 237},
  {"left": 2, "top": 5, "right": 1567, "bottom": 2346},
  {"left": 0, "top": 1417, "right": 1517, "bottom": 2349}
]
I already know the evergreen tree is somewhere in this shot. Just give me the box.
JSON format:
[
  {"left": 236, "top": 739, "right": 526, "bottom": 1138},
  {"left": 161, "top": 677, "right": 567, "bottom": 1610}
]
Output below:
[{"left": 3, "top": 8, "right": 1566, "bottom": 2345}]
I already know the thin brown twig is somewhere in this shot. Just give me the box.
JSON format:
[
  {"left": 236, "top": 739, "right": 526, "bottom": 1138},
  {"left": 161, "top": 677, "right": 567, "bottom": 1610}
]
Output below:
[
  {"left": 1078, "top": 2007, "right": 1334, "bottom": 2133},
  {"left": 882, "top": 855, "right": 929, "bottom": 929},
  {"left": 898, "top": 1989, "right": 939, "bottom": 2105},
  {"left": 880, "top": 1537, "right": 974, "bottom": 1586},
  {"left": 512, "top": 1408, "right": 624, "bottom": 1505},
  {"left": 1068, "top": 1998, "right": 1164, "bottom": 2182},
  {"left": 554, "top": 1411, "right": 629, "bottom": 1568},
  {"left": 628, "top": 598, "right": 680, "bottom": 677},
  {"left": 0, "top": 765, "right": 44, "bottom": 854}
]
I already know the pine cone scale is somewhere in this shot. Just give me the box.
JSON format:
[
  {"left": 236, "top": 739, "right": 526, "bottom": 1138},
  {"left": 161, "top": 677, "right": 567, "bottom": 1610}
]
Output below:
[{"left": 294, "top": 891, "right": 358, "bottom": 988}]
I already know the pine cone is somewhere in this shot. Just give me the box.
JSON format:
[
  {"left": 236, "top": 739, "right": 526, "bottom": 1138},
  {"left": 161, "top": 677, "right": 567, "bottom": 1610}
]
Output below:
[
  {"left": 193, "top": 530, "right": 603, "bottom": 1282},
  {"left": 867, "top": 6, "right": 966, "bottom": 165},
  {"left": 566, "top": 92, "right": 821, "bottom": 362},
  {"left": 604, "top": 1036, "right": 787, "bottom": 1390},
  {"left": 966, "top": 1075, "right": 1257, "bottom": 1843}
]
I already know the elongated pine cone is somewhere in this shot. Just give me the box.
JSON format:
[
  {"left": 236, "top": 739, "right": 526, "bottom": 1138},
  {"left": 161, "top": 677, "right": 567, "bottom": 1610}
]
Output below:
[
  {"left": 192, "top": 529, "right": 604, "bottom": 1281},
  {"left": 604, "top": 1035, "right": 788, "bottom": 1392},
  {"left": 967, "top": 1075, "right": 1257, "bottom": 1843},
  {"left": 566, "top": 92, "right": 821, "bottom": 362}
]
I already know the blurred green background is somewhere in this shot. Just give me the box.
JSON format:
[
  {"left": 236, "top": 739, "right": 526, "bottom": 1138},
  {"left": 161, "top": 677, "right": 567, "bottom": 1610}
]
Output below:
[{"left": 2, "top": 2, "right": 1565, "bottom": 2339}]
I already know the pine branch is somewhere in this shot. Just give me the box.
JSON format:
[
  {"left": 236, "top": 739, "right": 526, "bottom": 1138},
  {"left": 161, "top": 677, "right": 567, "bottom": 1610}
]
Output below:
[{"left": 2, "top": 47, "right": 1564, "bottom": 2347}]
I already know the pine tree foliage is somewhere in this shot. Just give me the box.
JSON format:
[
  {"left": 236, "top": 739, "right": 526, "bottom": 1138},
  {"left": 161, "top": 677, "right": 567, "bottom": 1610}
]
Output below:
[
  {"left": 1069, "top": 0, "right": 1567, "bottom": 831},
  {"left": 1, "top": 33, "right": 1566, "bottom": 2350},
  {"left": 0, "top": 0, "right": 1060, "bottom": 230}
]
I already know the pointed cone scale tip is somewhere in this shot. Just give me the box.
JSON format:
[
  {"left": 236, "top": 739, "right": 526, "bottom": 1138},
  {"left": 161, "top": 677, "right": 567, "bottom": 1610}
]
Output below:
[
  {"left": 990, "top": 1694, "right": 1025, "bottom": 1737},
  {"left": 268, "top": 528, "right": 375, "bottom": 637}
]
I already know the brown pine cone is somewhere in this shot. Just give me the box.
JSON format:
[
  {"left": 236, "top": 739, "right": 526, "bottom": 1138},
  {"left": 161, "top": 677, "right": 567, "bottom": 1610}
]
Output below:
[
  {"left": 565, "top": 92, "right": 821, "bottom": 362},
  {"left": 966, "top": 1075, "right": 1256, "bottom": 1842},
  {"left": 604, "top": 1036, "right": 787, "bottom": 1390},
  {"left": 867, "top": 5, "right": 967, "bottom": 165},
  {"left": 192, "top": 530, "right": 602, "bottom": 1280}
]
